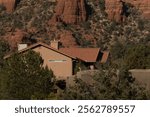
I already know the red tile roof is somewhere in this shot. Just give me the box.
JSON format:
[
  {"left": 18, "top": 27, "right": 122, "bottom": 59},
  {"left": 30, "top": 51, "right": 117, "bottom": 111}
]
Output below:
[
  {"left": 60, "top": 48, "right": 100, "bottom": 62},
  {"left": 4, "top": 42, "right": 109, "bottom": 63},
  {"left": 4, "top": 42, "right": 76, "bottom": 59}
]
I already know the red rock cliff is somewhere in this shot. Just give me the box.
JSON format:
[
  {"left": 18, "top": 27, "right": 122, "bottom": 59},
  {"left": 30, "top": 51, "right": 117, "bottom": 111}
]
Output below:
[
  {"left": 52, "top": 0, "right": 87, "bottom": 24},
  {"left": 105, "top": 0, "right": 123, "bottom": 22},
  {"left": 0, "top": 0, "right": 16, "bottom": 12},
  {"left": 105, "top": 0, "right": 150, "bottom": 21},
  {"left": 124, "top": 0, "right": 150, "bottom": 18}
]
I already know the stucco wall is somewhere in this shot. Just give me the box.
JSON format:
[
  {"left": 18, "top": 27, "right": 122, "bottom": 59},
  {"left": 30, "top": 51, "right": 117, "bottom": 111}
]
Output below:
[
  {"left": 129, "top": 69, "right": 150, "bottom": 89},
  {"left": 33, "top": 46, "right": 73, "bottom": 78}
]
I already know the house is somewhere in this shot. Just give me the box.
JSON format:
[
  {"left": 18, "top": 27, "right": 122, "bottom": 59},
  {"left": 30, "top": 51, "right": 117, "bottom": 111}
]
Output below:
[
  {"left": 4, "top": 41, "right": 109, "bottom": 78},
  {"left": 129, "top": 69, "right": 150, "bottom": 89}
]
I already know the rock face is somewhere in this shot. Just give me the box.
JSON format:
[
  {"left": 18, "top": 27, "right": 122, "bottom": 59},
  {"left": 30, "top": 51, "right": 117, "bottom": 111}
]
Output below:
[
  {"left": 105, "top": 0, "right": 150, "bottom": 21},
  {"left": 105, "top": 0, "right": 123, "bottom": 22},
  {"left": 51, "top": 0, "right": 87, "bottom": 24},
  {"left": 125, "top": 0, "right": 150, "bottom": 19},
  {"left": 0, "top": 0, "right": 16, "bottom": 12}
]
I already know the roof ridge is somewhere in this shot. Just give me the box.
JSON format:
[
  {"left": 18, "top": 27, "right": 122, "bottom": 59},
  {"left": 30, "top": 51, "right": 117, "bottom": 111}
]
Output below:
[{"left": 4, "top": 42, "right": 76, "bottom": 59}]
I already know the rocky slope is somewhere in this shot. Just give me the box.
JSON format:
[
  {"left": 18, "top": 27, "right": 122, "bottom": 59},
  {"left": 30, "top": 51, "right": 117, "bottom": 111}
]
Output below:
[{"left": 0, "top": 0, "right": 149, "bottom": 51}]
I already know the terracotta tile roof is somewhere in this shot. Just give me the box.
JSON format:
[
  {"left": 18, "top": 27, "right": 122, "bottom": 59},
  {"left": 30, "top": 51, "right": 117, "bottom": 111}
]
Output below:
[
  {"left": 60, "top": 48, "right": 100, "bottom": 62},
  {"left": 4, "top": 42, "right": 76, "bottom": 59},
  {"left": 4, "top": 42, "right": 106, "bottom": 63},
  {"left": 100, "top": 51, "right": 109, "bottom": 63}
]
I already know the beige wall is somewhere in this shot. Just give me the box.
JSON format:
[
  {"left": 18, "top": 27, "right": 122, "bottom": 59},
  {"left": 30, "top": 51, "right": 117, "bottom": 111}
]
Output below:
[
  {"left": 129, "top": 69, "right": 150, "bottom": 89},
  {"left": 33, "top": 46, "right": 73, "bottom": 78}
]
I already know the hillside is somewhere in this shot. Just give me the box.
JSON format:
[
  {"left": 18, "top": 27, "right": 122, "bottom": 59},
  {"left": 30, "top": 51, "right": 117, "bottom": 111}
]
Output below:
[{"left": 0, "top": 0, "right": 149, "bottom": 50}]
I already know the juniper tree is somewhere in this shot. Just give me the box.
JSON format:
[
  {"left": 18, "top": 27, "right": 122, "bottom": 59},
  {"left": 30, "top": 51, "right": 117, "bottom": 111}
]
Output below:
[{"left": 1, "top": 50, "right": 54, "bottom": 99}]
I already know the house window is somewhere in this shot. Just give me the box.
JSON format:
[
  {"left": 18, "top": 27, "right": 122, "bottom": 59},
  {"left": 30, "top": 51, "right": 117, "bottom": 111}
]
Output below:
[{"left": 48, "top": 60, "right": 67, "bottom": 62}]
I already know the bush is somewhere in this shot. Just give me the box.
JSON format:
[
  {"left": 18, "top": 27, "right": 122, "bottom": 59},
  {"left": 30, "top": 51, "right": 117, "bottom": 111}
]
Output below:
[{"left": 99, "top": 0, "right": 105, "bottom": 11}]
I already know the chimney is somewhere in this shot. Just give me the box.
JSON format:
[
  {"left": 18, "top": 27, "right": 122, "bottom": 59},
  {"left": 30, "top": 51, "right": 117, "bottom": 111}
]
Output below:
[
  {"left": 50, "top": 40, "right": 60, "bottom": 49},
  {"left": 18, "top": 44, "right": 28, "bottom": 51}
]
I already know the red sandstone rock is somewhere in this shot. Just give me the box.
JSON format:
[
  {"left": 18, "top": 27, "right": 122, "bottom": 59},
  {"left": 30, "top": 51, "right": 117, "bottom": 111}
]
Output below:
[
  {"left": 105, "top": 0, "right": 123, "bottom": 22},
  {"left": 0, "top": 0, "right": 16, "bottom": 13},
  {"left": 124, "top": 0, "right": 150, "bottom": 19},
  {"left": 105, "top": 0, "right": 150, "bottom": 21},
  {"left": 4, "top": 29, "right": 26, "bottom": 50},
  {"left": 58, "top": 31, "right": 78, "bottom": 47},
  {"left": 84, "top": 34, "right": 96, "bottom": 45},
  {"left": 51, "top": 0, "right": 87, "bottom": 24}
]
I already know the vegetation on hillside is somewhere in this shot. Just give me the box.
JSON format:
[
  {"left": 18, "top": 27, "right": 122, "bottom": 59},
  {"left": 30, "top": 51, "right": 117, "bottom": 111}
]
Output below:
[
  {"left": 0, "top": 0, "right": 56, "bottom": 40},
  {"left": 111, "top": 42, "right": 150, "bottom": 69}
]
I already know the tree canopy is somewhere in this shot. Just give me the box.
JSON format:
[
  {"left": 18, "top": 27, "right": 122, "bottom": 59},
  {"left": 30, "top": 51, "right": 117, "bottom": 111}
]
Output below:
[
  {"left": 60, "top": 68, "right": 150, "bottom": 100},
  {"left": 0, "top": 50, "right": 54, "bottom": 99}
]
